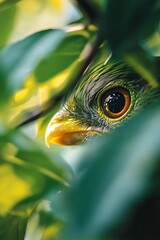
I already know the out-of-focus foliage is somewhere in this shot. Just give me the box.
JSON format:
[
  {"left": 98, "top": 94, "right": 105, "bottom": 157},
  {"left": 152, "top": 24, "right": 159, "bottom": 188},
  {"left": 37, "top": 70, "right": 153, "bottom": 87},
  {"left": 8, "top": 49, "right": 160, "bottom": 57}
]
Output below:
[
  {"left": 0, "top": 0, "right": 80, "bottom": 45},
  {"left": 0, "top": 0, "right": 160, "bottom": 240},
  {"left": 63, "top": 104, "right": 160, "bottom": 240}
]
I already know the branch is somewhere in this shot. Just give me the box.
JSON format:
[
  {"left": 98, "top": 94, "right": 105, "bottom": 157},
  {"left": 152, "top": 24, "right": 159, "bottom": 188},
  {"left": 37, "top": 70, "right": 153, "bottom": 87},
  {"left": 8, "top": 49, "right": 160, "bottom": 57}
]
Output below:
[{"left": 17, "top": 37, "right": 102, "bottom": 128}]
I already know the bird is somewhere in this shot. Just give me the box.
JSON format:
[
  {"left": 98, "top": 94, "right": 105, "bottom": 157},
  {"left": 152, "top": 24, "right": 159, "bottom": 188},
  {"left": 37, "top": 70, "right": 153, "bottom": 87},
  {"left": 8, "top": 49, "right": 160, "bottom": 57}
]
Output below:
[{"left": 45, "top": 58, "right": 160, "bottom": 147}]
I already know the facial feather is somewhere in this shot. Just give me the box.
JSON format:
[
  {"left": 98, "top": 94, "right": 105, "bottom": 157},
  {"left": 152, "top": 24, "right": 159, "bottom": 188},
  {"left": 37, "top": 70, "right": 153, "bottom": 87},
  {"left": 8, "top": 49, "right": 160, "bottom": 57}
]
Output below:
[{"left": 63, "top": 61, "right": 160, "bottom": 130}]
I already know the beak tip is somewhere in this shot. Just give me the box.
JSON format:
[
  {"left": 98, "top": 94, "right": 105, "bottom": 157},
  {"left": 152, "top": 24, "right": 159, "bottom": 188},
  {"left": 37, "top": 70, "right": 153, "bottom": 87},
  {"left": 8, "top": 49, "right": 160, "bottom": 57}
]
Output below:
[{"left": 44, "top": 115, "right": 101, "bottom": 146}]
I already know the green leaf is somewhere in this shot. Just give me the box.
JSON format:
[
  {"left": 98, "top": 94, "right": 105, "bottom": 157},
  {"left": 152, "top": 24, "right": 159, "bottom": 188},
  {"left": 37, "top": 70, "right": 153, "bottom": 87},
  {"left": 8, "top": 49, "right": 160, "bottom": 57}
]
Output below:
[
  {"left": 63, "top": 103, "right": 160, "bottom": 240},
  {"left": 0, "top": 4, "right": 17, "bottom": 47},
  {"left": 35, "top": 31, "right": 89, "bottom": 82},
  {"left": 0, "top": 29, "right": 65, "bottom": 102},
  {"left": 0, "top": 129, "right": 72, "bottom": 214},
  {"left": 124, "top": 45, "right": 159, "bottom": 87},
  {"left": 0, "top": 213, "right": 28, "bottom": 240},
  {"left": 146, "top": 31, "right": 160, "bottom": 56},
  {"left": 0, "top": 0, "right": 19, "bottom": 5},
  {"left": 9, "top": 130, "right": 73, "bottom": 187},
  {"left": 102, "top": 0, "right": 160, "bottom": 54},
  {"left": 0, "top": 161, "right": 42, "bottom": 215}
]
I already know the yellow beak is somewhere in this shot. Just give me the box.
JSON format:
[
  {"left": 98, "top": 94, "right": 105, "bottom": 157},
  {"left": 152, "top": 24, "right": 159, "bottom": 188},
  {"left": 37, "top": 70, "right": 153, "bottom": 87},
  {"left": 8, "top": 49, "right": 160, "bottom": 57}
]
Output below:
[{"left": 45, "top": 113, "right": 100, "bottom": 147}]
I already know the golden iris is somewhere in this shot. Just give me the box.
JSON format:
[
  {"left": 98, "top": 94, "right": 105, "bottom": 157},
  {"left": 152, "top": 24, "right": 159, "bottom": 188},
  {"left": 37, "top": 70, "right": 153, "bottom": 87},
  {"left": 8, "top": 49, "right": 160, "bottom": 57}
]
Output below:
[{"left": 101, "top": 87, "right": 131, "bottom": 119}]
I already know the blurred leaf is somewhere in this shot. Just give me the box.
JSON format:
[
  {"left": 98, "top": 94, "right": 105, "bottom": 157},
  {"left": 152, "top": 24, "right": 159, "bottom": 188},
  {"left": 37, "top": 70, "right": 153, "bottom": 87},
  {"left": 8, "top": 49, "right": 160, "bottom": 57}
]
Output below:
[
  {"left": 0, "top": 213, "right": 28, "bottom": 240},
  {"left": 146, "top": 31, "right": 160, "bottom": 56},
  {"left": 63, "top": 104, "right": 160, "bottom": 240},
  {"left": 0, "top": 0, "right": 19, "bottom": 5},
  {"left": 0, "top": 163, "right": 32, "bottom": 215},
  {"left": 0, "top": 158, "right": 51, "bottom": 215},
  {"left": 9, "top": 130, "right": 73, "bottom": 186},
  {"left": 102, "top": 0, "right": 160, "bottom": 54},
  {"left": 0, "top": 0, "right": 80, "bottom": 49},
  {"left": 35, "top": 30, "right": 90, "bottom": 82},
  {"left": 0, "top": 29, "right": 65, "bottom": 103},
  {"left": 25, "top": 200, "right": 62, "bottom": 240},
  {"left": 41, "top": 223, "right": 61, "bottom": 240},
  {"left": 0, "top": 0, "right": 80, "bottom": 44},
  {"left": 124, "top": 45, "right": 159, "bottom": 87},
  {"left": 0, "top": 129, "right": 72, "bottom": 214},
  {"left": 12, "top": 34, "right": 99, "bottom": 128},
  {"left": 0, "top": 4, "right": 17, "bottom": 47}
]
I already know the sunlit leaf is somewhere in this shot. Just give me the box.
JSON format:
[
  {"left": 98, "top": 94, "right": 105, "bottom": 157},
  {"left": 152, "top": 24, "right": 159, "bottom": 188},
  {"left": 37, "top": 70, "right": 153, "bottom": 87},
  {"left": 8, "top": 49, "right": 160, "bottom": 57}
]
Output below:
[
  {"left": 0, "top": 0, "right": 80, "bottom": 44},
  {"left": 41, "top": 224, "right": 61, "bottom": 240},
  {"left": 0, "top": 128, "right": 72, "bottom": 216},
  {"left": 0, "top": 29, "right": 65, "bottom": 103},
  {"left": 9, "top": 130, "right": 73, "bottom": 186},
  {"left": 0, "top": 158, "right": 50, "bottom": 214},
  {"left": 0, "top": 3, "right": 17, "bottom": 46},
  {"left": 0, "top": 164, "right": 32, "bottom": 215},
  {"left": 35, "top": 31, "right": 90, "bottom": 82},
  {"left": 146, "top": 31, "right": 160, "bottom": 56}
]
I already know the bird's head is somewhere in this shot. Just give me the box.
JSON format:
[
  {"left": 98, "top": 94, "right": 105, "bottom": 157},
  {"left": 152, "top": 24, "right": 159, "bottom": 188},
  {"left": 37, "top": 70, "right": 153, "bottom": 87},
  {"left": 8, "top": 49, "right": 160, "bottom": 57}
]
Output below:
[{"left": 45, "top": 60, "right": 160, "bottom": 146}]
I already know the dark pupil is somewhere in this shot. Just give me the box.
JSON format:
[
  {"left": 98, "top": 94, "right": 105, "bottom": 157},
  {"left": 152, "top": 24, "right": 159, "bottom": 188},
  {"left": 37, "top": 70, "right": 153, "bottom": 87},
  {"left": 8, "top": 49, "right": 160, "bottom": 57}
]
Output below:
[{"left": 104, "top": 92, "right": 125, "bottom": 113}]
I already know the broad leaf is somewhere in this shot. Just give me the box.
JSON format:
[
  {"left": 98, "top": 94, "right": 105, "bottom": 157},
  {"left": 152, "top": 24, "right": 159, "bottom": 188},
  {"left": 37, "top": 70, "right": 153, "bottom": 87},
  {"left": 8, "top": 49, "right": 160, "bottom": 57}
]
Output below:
[
  {"left": 124, "top": 45, "right": 159, "bottom": 87},
  {"left": 102, "top": 0, "right": 160, "bottom": 54},
  {"left": 63, "top": 104, "right": 160, "bottom": 239},
  {"left": 0, "top": 213, "right": 28, "bottom": 240},
  {"left": 35, "top": 30, "right": 90, "bottom": 82},
  {"left": 0, "top": 129, "right": 72, "bottom": 214},
  {"left": 0, "top": 29, "right": 65, "bottom": 103}
]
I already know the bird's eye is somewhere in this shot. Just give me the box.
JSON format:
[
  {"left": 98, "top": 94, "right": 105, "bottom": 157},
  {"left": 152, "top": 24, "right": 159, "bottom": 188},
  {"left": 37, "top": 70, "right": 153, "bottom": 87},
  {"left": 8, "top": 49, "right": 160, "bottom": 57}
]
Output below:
[{"left": 100, "top": 87, "right": 131, "bottom": 119}]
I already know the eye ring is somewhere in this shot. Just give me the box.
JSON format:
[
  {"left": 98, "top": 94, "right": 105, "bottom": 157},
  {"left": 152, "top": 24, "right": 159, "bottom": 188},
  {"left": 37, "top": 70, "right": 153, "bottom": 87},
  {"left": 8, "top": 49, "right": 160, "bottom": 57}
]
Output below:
[{"left": 100, "top": 87, "right": 131, "bottom": 119}]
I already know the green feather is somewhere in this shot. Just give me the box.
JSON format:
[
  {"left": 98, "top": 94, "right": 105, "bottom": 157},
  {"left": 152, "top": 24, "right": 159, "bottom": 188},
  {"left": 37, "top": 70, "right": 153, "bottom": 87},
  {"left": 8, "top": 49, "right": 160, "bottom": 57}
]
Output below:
[{"left": 61, "top": 58, "right": 160, "bottom": 132}]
